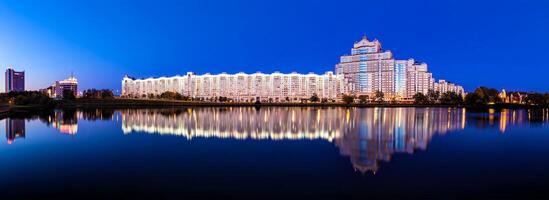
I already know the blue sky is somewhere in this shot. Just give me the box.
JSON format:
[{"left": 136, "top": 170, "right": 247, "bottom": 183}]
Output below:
[{"left": 0, "top": 0, "right": 548, "bottom": 93}]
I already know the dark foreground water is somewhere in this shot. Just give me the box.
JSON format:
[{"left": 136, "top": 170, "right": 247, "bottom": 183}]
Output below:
[{"left": 1, "top": 107, "right": 549, "bottom": 199}]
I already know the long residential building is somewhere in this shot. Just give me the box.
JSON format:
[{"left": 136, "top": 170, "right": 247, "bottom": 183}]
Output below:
[
  {"left": 336, "top": 36, "right": 464, "bottom": 99},
  {"left": 122, "top": 35, "right": 464, "bottom": 101},
  {"left": 122, "top": 71, "right": 346, "bottom": 102}
]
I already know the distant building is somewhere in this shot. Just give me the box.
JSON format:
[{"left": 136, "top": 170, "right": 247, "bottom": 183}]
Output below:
[
  {"left": 5, "top": 68, "right": 25, "bottom": 92},
  {"left": 41, "top": 75, "right": 78, "bottom": 98}
]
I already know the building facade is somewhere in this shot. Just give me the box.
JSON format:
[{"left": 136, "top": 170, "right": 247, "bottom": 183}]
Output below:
[
  {"left": 122, "top": 36, "right": 464, "bottom": 101},
  {"left": 41, "top": 75, "right": 78, "bottom": 98},
  {"left": 5, "top": 68, "right": 25, "bottom": 92},
  {"left": 122, "top": 71, "right": 346, "bottom": 102},
  {"left": 336, "top": 36, "right": 463, "bottom": 99}
]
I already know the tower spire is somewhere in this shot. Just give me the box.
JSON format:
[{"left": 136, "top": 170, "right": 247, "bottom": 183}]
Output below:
[{"left": 362, "top": 34, "right": 368, "bottom": 40}]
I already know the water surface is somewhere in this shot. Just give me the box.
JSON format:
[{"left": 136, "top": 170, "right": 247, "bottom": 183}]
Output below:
[{"left": 1, "top": 107, "right": 549, "bottom": 199}]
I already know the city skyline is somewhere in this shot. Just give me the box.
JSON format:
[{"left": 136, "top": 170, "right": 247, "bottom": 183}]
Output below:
[
  {"left": 1, "top": 0, "right": 548, "bottom": 93},
  {"left": 122, "top": 36, "right": 464, "bottom": 101}
]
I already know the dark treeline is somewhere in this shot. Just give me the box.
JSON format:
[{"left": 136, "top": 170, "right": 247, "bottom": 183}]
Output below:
[
  {"left": 340, "top": 90, "right": 393, "bottom": 105},
  {"left": 82, "top": 89, "right": 114, "bottom": 99},
  {"left": 79, "top": 108, "right": 115, "bottom": 120},
  {"left": 0, "top": 91, "right": 54, "bottom": 106},
  {"left": 0, "top": 88, "right": 114, "bottom": 103},
  {"left": 1, "top": 87, "right": 547, "bottom": 109},
  {"left": 413, "top": 90, "right": 464, "bottom": 105},
  {"left": 465, "top": 87, "right": 549, "bottom": 107}
]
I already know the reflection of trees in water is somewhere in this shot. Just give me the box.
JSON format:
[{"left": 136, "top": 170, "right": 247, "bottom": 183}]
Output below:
[
  {"left": 527, "top": 109, "right": 549, "bottom": 123},
  {"left": 158, "top": 109, "right": 183, "bottom": 117},
  {"left": 466, "top": 108, "right": 548, "bottom": 132},
  {"left": 80, "top": 108, "right": 115, "bottom": 121}
]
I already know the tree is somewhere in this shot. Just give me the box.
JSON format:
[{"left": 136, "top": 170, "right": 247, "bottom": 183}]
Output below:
[
  {"left": 440, "top": 91, "right": 463, "bottom": 105},
  {"left": 358, "top": 95, "right": 369, "bottom": 104},
  {"left": 309, "top": 93, "right": 320, "bottom": 102},
  {"left": 100, "top": 90, "right": 114, "bottom": 99},
  {"left": 427, "top": 89, "right": 440, "bottom": 104},
  {"left": 374, "top": 90, "right": 384, "bottom": 103},
  {"left": 83, "top": 89, "right": 114, "bottom": 99},
  {"left": 465, "top": 92, "right": 483, "bottom": 107},
  {"left": 525, "top": 93, "right": 545, "bottom": 105},
  {"left": 218, "top": 96, "right": 229, "bottom": 102},
  {"left": 474, "top": 87, "right": 501, "bottom": 104},
  {"left": 63, "top": 89, "right": 76, "bottom": 100},
  {"left": 2, "top": 91, "right": 52, "bottom": 105},
  {"left": 342, "top": 94, "right": 355, "bottom": 105},
  {"left": 160, "top": 91, "right": 182, "bottom": 100},
  {"left": 413, "top": 93, "right": 429, "bottom": 104}
]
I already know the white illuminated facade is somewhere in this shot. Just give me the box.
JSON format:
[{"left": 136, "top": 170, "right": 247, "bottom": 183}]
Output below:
[
  {"left": 122, "top": 71, "right": 346, "bottom": 102},
  {"left": 122, "top": 36, "right": 464, "bottom": 101},
  {"left": 336, "top": 36, "right": 464, "bottom": 99}
]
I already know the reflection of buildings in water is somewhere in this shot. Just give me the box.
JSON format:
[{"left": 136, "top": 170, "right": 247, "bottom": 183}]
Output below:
[
  {"left": 335, "top": 107, "right": 466, "bottom": 173},
  {"left": 121, "top": 107, "right": 343, "bottom": 141},
  {"left": 119, "top": 107, "right": 547, "bottom": 173},
  {"left": 6, "top": 118, "right": 25, "bottom": 144},
  {"left": 120, "top": 107, "right": 468, "bottom": 173},
  {"left": 48, "top": 110, "right": 78, "bottom": 135}
]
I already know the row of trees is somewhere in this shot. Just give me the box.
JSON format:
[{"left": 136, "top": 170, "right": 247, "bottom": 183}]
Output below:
[
  {"left": 137, "top": 88, "right": 549, "bottom": 107},
  {"left": 523, "top": 93, "right": 549, "bottom": 105},
  {"left": 413, "top": 90, "right": 463, "bottom": 105},
  {"left": 82, "top": 89, "right": 114, "bottom": 99},
  {"left": 0, "top": 91, "right": 53, "bottom": 106},
  {"left": 412, "top": 87, "right": 549, "bottom": 107},
  {"left": 341, "top": 91, "right": 387, "bottom": 104},
  {"left": 149, "top": 92, "right": 332, "bottom": 103},
  {"left": 464, "top": 87, "right": 549, "bottom": 106},
  {"left": 0, "top": 89, "right": 115, "bottom": 106}
]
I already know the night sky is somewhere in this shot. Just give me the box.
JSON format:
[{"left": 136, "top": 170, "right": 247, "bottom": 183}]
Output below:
[{"left": 1, "top": 0, "right": 548, "bottom": 93}]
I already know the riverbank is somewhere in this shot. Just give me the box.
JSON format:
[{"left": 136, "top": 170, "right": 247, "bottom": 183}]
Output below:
[
  {"left": 63, "top": 98, "right": 457, "bottom": 108},
  {"left": 1, "top": 98, "right": 547, "bottom": 115}
]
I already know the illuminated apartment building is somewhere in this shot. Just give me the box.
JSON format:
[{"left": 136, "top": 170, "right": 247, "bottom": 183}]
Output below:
[
  {"left": 122, "top": 36, "right": 464, "bottom": 101},
  {"left": 122, "top": 71, "right": 346, "bottom": 102},
  {"left": 336, "top": 36, "right": 464, "bottom": 99},
  {"left": 434, "top": 79, "right": 464, "bottom": 95}
]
